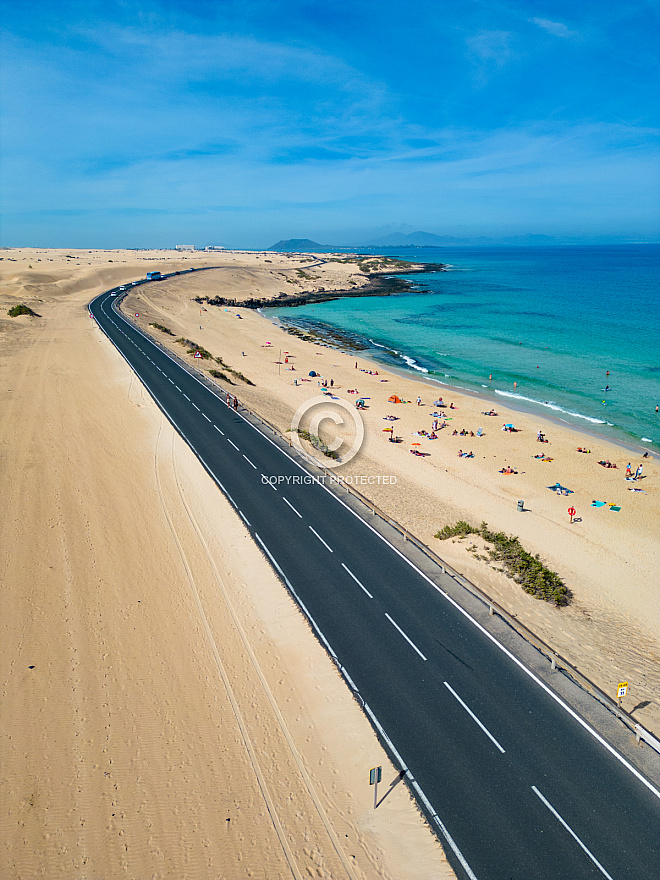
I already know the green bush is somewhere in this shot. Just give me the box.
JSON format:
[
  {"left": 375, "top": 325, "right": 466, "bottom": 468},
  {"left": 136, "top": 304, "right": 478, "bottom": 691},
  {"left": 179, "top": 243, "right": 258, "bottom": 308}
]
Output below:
[
  {"left": 435, "top": 521, "right": 570, "bottom": 606},
  {"left": 209, "top": 368, "right": 234, "bottom": 384},
  {"left": 8, "top": 304, "right": 38, "bottom": 317},
  {"left": 149, "top": 322, "right": 174, "bottom": 335}
]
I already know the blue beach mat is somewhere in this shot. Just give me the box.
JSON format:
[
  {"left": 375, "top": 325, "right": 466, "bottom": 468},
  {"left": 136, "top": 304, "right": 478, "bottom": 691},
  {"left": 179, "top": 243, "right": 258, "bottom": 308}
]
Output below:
[{"left": 591, "top": 500, "right": 606, "bottom": 508}]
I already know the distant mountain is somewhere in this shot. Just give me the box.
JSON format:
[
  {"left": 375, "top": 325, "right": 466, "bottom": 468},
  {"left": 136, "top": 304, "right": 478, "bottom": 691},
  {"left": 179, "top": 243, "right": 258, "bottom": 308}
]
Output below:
[
  {"left": 268, "top": 238, "right": 325, "bottom": 251},
  {"left": 365, "top": 230, "right": 559, "bottom": 247}
]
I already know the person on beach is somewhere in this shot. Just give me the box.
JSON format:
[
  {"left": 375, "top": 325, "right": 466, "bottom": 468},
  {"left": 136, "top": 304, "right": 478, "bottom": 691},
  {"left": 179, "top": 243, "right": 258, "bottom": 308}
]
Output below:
[
  {"left": 417, "top": 396, "right": 422, "bottom": 406},
  {"left": 626, "top": 463, "right": 632, "bottom": 476},
  {"left": 635, "top": 464, "right": 643, "bottom": 480}
]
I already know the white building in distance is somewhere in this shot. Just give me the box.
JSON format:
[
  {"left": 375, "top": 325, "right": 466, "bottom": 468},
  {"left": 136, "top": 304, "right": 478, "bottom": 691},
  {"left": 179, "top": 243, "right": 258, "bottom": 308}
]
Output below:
[
  {"left": 175, "top": 245, "right": 196, "bottom": 251},
  {"left": 205, "top": 245, "right": 226, "bottom": 251}
]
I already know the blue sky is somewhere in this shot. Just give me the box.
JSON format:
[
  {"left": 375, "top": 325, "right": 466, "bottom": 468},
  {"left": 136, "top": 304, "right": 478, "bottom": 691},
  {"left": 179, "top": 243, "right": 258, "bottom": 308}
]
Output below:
[{"left": 1, "top": 0, "right": 658, "bottom": 247}]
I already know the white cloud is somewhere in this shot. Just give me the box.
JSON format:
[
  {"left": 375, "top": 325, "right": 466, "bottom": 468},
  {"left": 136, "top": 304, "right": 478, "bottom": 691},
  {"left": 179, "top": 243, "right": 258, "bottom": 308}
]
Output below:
[{"left": 531, "top": 17, "right": 575, "bottom": 38}]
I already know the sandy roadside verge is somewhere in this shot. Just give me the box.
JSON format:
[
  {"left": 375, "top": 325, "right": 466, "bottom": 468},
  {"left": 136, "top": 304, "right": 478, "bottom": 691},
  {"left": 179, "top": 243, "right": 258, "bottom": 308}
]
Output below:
[
  {"left": 121, "top": 261, "right": 660, "bottom": 736},
  {"left": 0, "top": 251, "right": 456, "bottom": 879}
]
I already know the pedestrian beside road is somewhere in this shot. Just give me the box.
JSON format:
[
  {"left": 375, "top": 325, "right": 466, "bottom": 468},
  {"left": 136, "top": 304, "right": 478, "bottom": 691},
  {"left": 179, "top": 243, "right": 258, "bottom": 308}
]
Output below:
[{"left": 233, "top": 396, "right": 239, "bottom": 410}]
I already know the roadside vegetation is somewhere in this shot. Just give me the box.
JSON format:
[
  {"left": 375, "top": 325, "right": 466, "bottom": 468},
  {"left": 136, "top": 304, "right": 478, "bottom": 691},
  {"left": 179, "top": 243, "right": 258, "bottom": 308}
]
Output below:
[
  {"left": 149, "top": 322, "right": 175, "bottom": 335},
  {"left": 172, "top": 337, "right": 255, "bottom": 385},
  {"left": 435, "top": 521, "right": 570, "bottom": 606},
  {"left": 288, "top": 428, "right": 340, "bottom": 460},
  {"left": 8, "top": 303, "right": 39, "bottom": 317}
]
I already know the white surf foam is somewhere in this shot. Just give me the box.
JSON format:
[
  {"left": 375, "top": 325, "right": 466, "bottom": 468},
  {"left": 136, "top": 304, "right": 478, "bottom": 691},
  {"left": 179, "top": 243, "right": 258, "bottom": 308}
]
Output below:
[{"left": 494, "top": 390, "right": 607, "bottom": 425}]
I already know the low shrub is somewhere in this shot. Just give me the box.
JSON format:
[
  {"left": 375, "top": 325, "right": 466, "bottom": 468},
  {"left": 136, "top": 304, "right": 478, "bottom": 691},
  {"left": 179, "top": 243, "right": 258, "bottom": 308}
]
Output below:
[
  {"left": 8, "top": 303, "right": 38, "bottom": 317},
  {"left": 435, "top": 521, "right": 570, "bottom": 606},
  {"left": 291, "top": 428, "right": 339, "bottom": 460},
  {"left": 149, "top": 322, "right": 174, "bottom": 335},
  {"left": 209, "top": 368, "right": 234, "bottom": 384}
]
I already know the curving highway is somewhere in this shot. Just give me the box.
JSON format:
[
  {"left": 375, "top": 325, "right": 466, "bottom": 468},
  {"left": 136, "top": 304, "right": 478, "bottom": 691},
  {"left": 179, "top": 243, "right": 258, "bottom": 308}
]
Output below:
[{"left": 90, "top": 276, "right": 660, "bottom": 880}]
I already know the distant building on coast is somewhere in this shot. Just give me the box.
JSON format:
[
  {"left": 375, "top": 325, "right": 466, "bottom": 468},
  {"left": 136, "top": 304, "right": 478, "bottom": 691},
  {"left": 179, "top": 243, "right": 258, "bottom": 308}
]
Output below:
[
  {"left": 205, "top": 245, "right": 226, "bottom": 251},
  {"left": 175, "top": 244, "right": 196, "bottom": 252}
]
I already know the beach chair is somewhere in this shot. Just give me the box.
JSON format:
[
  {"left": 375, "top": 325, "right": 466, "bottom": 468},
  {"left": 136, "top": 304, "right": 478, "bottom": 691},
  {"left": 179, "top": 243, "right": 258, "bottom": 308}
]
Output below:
[{"left": 476, "top": 427, "right": 483, "bottom": 437}]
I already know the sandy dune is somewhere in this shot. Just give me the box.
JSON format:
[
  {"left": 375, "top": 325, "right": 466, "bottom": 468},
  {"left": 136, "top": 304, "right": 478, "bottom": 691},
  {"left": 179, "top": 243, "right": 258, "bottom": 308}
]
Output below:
[
  {"left": 121, "top": 260, "right": 659, "bottom": 737},
  {"left": 0, "top": 249, "right": 455, "bottom": 879}
]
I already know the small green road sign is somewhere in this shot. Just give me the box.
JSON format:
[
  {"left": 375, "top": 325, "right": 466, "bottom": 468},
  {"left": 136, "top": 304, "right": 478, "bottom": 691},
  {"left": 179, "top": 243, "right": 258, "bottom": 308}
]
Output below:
[{"left": 369, "top": 766, "right": 382, "bottom": 785}]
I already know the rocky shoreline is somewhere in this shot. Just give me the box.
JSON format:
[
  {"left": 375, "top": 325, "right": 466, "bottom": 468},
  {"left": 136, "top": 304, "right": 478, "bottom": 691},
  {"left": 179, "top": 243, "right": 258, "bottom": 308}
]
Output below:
[{"left": 194, "top": 262, "right": 447, "bottom": 310}]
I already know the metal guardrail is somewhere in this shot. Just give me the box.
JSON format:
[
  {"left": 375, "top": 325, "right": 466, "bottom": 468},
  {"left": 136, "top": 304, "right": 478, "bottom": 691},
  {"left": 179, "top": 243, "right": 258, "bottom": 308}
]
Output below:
[{"left": 116, "top": 299, "right": 660, "bottom": 757}]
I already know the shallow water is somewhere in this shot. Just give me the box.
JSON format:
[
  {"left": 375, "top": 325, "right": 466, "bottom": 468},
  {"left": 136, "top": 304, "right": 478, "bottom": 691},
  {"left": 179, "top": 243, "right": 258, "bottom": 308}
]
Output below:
[{"left": 268, "top": 245, "right": 660, "bottom": 450}]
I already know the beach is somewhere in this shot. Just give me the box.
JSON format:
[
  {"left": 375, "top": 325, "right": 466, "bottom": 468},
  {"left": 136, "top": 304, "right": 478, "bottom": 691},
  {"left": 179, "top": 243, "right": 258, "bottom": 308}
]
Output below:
[
  {"left": 0, "top": 248, "right": 456, "bottom": 879},
  {"left": 119, "top": 255, "right": 659, "bottom": 739}
]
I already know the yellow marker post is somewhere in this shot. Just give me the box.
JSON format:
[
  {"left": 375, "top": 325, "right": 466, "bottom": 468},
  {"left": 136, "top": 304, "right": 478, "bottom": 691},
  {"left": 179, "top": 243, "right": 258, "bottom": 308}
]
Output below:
[{"left": 617, "top": 681, "right": 628, "bottom": 707}]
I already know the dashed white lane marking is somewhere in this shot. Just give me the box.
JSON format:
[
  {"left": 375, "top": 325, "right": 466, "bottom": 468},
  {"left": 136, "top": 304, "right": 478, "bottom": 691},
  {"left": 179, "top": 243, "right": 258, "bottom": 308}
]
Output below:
[
  {"left": 228, "top": 438, "right": 239, "bottom": 451},
  {"left": 183, "top": 393, "right": 190, "bottom": 401},
  {"left": 243, "top": 454, "right": 257, "bottom": 470},
  {"left": 309, "top": 526, "right": 333, "bottom": 553},
  {"left": 385, "top": 613, "right": 427, "bottom": 661},
  {"left": 443, "top": 682, "right": 506, "bottom": 754},
  {"left": 202, "top": 413, "right": 211, "bottom": 422},
  {"left": 192, "top": 402, "right": 200, "bottom": 411},
  {"left": 282, "top": 496, "right": 302, "bottom": 518},
  {"left": 263, "top": 476, "right": 277, "bottom": 491},
  {"left": 168, "top": 377, "right": 174, "bottom": 384},
  {"left": 532, "top": 787, "right": 614, "bottom": 880},
  {"left": 213, "top": 425, "right": 225, "bottom": 436},
  {"left": 341, "top": 563, "right": 373, "bottom": 599},
  {"left": 175, "top": 385, "right": 182, "bottom": 392}
]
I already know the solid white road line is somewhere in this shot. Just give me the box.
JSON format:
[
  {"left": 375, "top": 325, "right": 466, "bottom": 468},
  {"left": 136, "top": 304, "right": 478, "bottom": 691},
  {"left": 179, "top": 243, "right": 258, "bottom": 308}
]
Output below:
[
  {"left": 213, "top": 425, "right": 225, "bottom": 435},
  {"left": 227, "top": 438, "right": 239, "bottom": 451},
  {"left": 443, "top": 682, "right": 506, "bottom": 754},
  {"left": 532, "top": 786, "right": 614, "bottom": 880},
  {"left": 309, "top": 526, "right": 333, "bottom": 552},
  {"left": 243, "top": 454, "right": 257, "bottom": 469},
  {"left": 283, "top": 497, "right": 302, "bottom": 518},
  {"left": 238, "top": 510, "right": 251, "bottom": 527},
  {"left": 341, "top": 563, "right": 374, "bottom": 598},
  {"left": 385, "top": 613, "right": 428, "bottom": 661}
]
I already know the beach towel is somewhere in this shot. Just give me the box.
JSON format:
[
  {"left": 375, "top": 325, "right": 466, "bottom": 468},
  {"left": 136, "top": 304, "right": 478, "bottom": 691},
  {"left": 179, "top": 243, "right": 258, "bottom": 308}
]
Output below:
[
  {"left": 548, "top": 484, "right": 573, "bottom": 494},
  {"left": 591, "top": 500, "right": 606, "bottom": 508},
  {"left": 609, "top": 505, "right": 621, "bottom": 511}
]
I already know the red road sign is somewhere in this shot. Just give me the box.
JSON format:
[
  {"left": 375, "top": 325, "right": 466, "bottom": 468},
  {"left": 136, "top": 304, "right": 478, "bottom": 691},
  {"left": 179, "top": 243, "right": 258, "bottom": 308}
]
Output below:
[{"left": 568, "top": 507, "right": 576, "bottom": 516}]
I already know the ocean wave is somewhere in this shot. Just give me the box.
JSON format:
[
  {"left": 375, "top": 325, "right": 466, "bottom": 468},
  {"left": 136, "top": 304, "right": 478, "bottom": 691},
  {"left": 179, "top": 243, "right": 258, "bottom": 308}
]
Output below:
[
  {"left": 641, "top": 437, "right": 652, "bottom": 442},
  {"left": 494, "top": 390, "right": 607, "bottom": 425},
  {"left": 401, "top": 354, "right": 429, "bottom": 373},
  {"left": 368, "top": 338, "right": 430, "bottom": 372}
]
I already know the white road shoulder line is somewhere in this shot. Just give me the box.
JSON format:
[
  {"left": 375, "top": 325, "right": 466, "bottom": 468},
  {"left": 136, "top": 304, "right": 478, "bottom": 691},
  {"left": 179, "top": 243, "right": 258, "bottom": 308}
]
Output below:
[
  {"left": 227, "top": 438, "right": 239, "bottom": 451},
  {"left": 443, "top": 682, "right": 505, "bottom": 753},
  {"left": 238, "top": 510, "right": 251, "bottom": 527},
  {"left": 385, "top": 613, "right": 427, "bottom": 661},
  {"left": 243, "top": 454, "right": 257, "bottom": 469},
  {"left": 283, "top": 496, "right": 302, "bottom": 518},
  {"left": 532, "top": 786, "right": 614, "bottom": 880},
  {"left": 341, "top": 563, "right": 373, "bottom": 598},
  {"left": 309, "top": 526, "right": 333, "bottom": 553}
]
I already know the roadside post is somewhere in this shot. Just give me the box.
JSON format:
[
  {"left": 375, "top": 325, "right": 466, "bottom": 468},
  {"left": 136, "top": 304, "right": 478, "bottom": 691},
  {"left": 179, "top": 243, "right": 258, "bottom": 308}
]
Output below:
[
  {"left": 568, "top": 506, "right": 576, "bottom": 523},
  {"left": 617, "top": 681, "right": 628, "bottom": 708},
  {"left": 370, "top": 766, "right": 382, "bottom": 809}
]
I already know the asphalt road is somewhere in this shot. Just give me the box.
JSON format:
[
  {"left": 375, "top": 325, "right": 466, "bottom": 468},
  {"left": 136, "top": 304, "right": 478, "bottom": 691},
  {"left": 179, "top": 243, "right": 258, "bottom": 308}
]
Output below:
[{"left": 91, "top": 278, "right": 660, "bottom": 880}]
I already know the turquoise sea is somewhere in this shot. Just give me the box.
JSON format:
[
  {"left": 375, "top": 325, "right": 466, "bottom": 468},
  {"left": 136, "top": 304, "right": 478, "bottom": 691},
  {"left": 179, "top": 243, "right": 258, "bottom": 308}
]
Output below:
[{"left": 268, "top": 245, "right": 660, "bottom": 451}]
